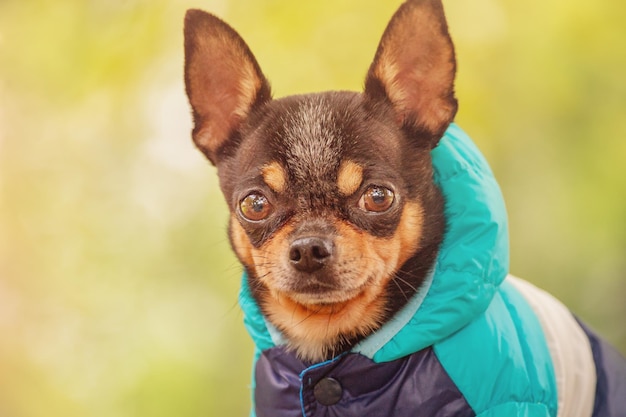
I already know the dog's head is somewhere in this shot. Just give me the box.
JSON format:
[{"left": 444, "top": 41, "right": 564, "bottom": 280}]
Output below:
[{"left": 184, "top": 0, "right": 457, "bottom": 362}]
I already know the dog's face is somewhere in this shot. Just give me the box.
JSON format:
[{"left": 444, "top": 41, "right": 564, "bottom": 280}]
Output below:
[{"left": 184, "top": 0, "right": 457, "bottom": 362}]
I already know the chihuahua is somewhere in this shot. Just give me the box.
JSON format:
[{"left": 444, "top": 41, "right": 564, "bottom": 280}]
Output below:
[
  {"left": 184, "top": 0, "right": 453, "bottom": 362},
  {"left": 184, "top": 0, "right": 626, "bottom": 416}
]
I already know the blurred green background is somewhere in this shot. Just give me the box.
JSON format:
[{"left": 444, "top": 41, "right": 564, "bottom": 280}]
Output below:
[{"left": 1, "top": 0, "right": 624, "bottom": 415}]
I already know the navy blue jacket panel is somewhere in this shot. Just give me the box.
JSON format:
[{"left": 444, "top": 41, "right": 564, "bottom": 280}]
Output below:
[{"left": 255, "top": 345, "right": 474, "bottom": 417}]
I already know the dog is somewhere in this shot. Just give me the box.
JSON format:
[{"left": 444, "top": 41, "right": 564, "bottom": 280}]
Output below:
[{"left": 183, "top": 0, "right": 626, "bottom": 415}]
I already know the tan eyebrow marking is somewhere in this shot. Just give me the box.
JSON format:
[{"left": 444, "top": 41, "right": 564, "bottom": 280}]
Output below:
[
  {"left": 337, "top": 160, "right": 364, "bottom": 196},
  {"left": 262, "top": 161, "right": 287, "bottom": 193}
]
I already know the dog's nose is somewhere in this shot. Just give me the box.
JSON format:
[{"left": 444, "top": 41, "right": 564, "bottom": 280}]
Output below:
[{"left": 289, "top": 237, "right": 333, "bottom": 273}]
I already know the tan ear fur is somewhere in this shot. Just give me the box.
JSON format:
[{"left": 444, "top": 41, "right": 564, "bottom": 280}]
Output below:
[
  {"left": 184, "top": 9, "right": 271, "bottom": 164},
  {"left": 365, "top": 0, "right": 457, "bottom": 143}
]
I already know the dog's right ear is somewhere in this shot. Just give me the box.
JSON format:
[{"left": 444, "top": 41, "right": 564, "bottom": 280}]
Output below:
[{"left": 184, "top": 10, "right": 271, "bottom": 165}]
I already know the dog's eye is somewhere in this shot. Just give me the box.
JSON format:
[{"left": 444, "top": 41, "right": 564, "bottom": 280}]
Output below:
[
  {"left": 358, "top": 186, "right": 394, "bottom": 213},
  {"left": 240, "top": 193, "right": 273, "bottom": 221}
]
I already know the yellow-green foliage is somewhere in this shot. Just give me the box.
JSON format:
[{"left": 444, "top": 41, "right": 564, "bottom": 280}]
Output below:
[{"left": 0, "top": 0, "right": 624, "bottom": 416}]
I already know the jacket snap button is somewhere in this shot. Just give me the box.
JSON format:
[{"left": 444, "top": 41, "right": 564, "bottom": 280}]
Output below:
[{"left": 313, "top": 377, "right": 342, "bottom": 405}]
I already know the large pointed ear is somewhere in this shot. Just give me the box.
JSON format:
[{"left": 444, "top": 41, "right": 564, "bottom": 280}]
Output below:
[
  {"left": 364, "top": 0, "right": 457, "bottom": 146},
  {"left": 184, "top": 9, "right": 271, "bottom": 165}
]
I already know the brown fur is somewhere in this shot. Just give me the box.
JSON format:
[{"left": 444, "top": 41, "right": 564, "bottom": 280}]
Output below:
[
  {"left": 262, "top": 162, "right": 287, "bottom": 193},
  {"left": 337, "top": 161, "right": 364, "bottom": 196}
]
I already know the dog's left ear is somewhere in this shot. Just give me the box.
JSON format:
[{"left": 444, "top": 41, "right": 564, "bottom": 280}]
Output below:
[{"left": 365, "top": 0, "right": 457, "bottom": 146}]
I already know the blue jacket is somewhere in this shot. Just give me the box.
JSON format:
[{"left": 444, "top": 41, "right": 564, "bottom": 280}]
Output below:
[{"left": 238, "top": 124, "right": 626, "bottom": 417}]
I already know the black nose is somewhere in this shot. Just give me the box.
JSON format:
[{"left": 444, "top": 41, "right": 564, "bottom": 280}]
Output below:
[{"left": 289, "top": 237, "right": 333, "bottom": 273}]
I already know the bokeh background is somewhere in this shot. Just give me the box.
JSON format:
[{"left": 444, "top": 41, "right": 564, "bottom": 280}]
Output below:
[{"left": 1, "top": 0, "right": 624, "bottom": 415}]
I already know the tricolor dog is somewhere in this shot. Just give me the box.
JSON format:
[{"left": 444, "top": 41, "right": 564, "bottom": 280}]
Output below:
[{"left": 183, "top": 0, "right": 626, "bottom": 415}]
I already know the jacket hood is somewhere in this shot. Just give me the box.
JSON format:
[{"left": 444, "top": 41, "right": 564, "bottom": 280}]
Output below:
[{"left": 238, "top": 123, "right": 510, "bottom": 363}]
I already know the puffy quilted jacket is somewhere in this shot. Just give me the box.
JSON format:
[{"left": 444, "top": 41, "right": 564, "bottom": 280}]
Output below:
[{"left": 238, "top": 124, "right": 626, "bottom": 417}]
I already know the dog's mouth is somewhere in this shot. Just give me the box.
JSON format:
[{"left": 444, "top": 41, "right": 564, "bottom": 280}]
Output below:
[
  {"left": 287, "top": 286, "right": 361, "bottom": 306},
  {"left": 273, "top": 273, "right": 375, "bottom": 310}
]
